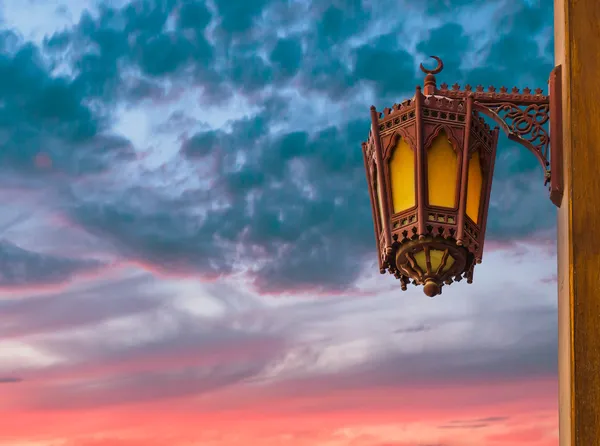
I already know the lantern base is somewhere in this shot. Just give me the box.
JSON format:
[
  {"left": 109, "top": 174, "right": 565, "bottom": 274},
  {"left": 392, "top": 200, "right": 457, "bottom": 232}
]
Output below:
[
  {"left": 423, "top": 279, "right": 442, "bottom": 297},
  {"left": 393, "top": 236, "right": 470, "bottom": 296}
]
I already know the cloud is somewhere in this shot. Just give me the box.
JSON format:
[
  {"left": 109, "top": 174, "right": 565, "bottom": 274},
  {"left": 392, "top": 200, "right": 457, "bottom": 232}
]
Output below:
[
  {"left": 213, "top": 0, "right": 275, "bottom": 35},
  {"left": 393, "top": 324, "right": 431, "bottom": 334},
  {"left": 5, "top": 289, "right": 288, "bottom": 409},
  {"left": 0, "top": 3, "right": 560, "bottom": 445},
  {"left": 0, "top": 240, "right": 102, "bottom": 288},
  {"left": 269, "top": 37, "right": 303, "bottom": 80},
  {"left": 67, "top": 109, "right": 375, "bottom": 292},
  {"left": 0, "top": 30, "right": 129, "bottom": 176},
  {"left": 0, "top": 0, "right": 557, "bottom": 301},
  {"left": 0, "top": 273, "right": 164, "bottom": 338},
  {"left": 36, "top": 0, "right": 555, "bottom": 295},
  {"left": 260, "top": 307, "right": 557, "bottom": 404},
  {"left": 439, "top": 416, "right": 509, "bottom": 430},
  {"left": 44, "top": 0, "right": 219, "bottom": 103},
  {"left": 352, "top": 33, "right": 418, "bottom": 99},
  {"left": 0, "top": 376, "right": 22, "bottom": 383},
  {"left": 1, "top": 251, "right": 557, "bottom": 413}
]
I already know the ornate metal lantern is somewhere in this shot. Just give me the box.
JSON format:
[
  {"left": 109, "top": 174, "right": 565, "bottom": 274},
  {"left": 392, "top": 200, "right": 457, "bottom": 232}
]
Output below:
[{"left": 362, "top": 56, "right": 563, "bottom": 296}]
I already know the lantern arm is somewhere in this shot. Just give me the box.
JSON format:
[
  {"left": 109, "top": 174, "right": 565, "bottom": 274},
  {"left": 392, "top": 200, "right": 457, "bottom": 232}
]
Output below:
[
  {"left": 433, "top": 65, "right": 563, "bottom": 207},
  {"left": 435, "top": 85, "right": 551, "bottom": 173},
  {"left": 471, "top": 101, "right": 550, "bottom": 175}
]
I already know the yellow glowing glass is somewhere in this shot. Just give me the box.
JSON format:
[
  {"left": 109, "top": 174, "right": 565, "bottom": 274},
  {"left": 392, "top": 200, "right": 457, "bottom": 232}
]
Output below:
[
  {"left": 413, "top": 249, "right": 455, "bottom": 273},
  {"left": 376, "top": 174, "right": 385, "bottom": 227},
  {"left": 414, "top": 251, "right": 428, "bottom": 272},
  {"left": 427, "top": 130, "right": 458, "bottom": 208},
  {"left": 429, "top": 249, "right": 455, "bottom": 272},
  {"left": 466, "top": 150, "right": 483, "bottom": 223},
  {"left": 389, "top": 138, "right": 415, "bottom": 213}
]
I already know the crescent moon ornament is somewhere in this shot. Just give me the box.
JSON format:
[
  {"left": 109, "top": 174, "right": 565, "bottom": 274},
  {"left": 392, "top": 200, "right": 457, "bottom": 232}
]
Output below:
[{"left": 419, "top": 56, "right": 444, "bottom": 75}]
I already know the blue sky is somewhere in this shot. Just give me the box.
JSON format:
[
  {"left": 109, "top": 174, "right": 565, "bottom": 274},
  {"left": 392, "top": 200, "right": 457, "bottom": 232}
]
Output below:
[{"left": 0, "top": 1, "right": 559, "bottom": 445}]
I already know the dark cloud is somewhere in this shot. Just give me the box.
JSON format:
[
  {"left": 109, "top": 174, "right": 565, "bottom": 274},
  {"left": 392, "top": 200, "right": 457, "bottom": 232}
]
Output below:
[
  {"left": 0, "top": 240, "right": 102, "bottom": 287},
  {"left": 473, "top": 416, "right": 509, "bottom": 423},
  {"left": 0, "top": 377, "right": 23, "bottom": 383},
  {"left": 486, "top": 173, "right": 556, "bottom": 238},
  {"left": 20, "top": 0, "right": 556, "bottom": 294},
  {"left": 424, "top": 0, "right": 480, "bottom": 14},
  {"left": 154, "top": 110, "right": 209, "bottom": 134},
  {"left": 414, "top": 2, "right": 556, "bottom": 239},
  {"left": 440, "top": 416, "right": 509, "bottom": 430},
  {"left": 69, "top": 191, "right": 236, "bottom": 278},
  {"left": 269, "top": 37, "right": 303, "bottom": 80},
  {"left": 228, "top": 52, "right": 273, "bottom": 94},
  {"left": 466, "top": 20, "right": 553, "bottom": 94},
  {"left": 288, "top": 1, "right": 382, "bottom": 100},
  {"left": 181, "top": 129, "right": 221, "bottom": 157},
  {"left": 394, "top": 324, "right": 431, "bottom": 334},
  {"left": 416, "top": 23, "right": 471, "bottom": 82},
  {"left": 0, "top": 30, "right": 133, "bottom": 176},
  {"left": 314, "top": 0, "right": 372, "bottom": 48},
  {"left": 352, "top": 34, "right": 417, "bottom": 99},
  {"left": 298, "top": 51, "right": 358, "bottom": 100},
  {"left": 176, "top": 1, "right": 212, "bottom": 30},
  {"left": 466, "top": 2, "right": 556, "bottom": 239},
  {"left": 45, "top": 0, "right": 217, "bottom": 104},
  {"left": 68, "top": 105, "right": 374, "bottom": 292},
  {"left": 213, "top": 0, "right": 274, "bottom": 34}
]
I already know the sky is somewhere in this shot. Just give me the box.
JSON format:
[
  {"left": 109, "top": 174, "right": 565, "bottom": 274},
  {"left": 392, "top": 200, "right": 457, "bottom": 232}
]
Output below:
[{"left": 0, "top": 0, "right": 559, "bottom": 445}]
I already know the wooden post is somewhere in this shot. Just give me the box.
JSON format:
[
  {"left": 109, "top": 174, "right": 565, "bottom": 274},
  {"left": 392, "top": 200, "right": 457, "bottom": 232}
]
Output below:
[{"left": 555, "top": 0, "right": 600, "bottom": 444}]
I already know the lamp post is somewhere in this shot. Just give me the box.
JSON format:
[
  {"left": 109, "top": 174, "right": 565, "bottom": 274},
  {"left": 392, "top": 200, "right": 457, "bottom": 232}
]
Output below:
[{"left": 362, "top": 56, "right": 563, "bottom": 297}]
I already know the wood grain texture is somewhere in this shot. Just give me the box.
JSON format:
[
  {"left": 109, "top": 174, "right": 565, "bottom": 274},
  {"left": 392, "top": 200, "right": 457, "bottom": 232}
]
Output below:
[{"left": 555, "top": 0, "right": 600, "bottom": 444}]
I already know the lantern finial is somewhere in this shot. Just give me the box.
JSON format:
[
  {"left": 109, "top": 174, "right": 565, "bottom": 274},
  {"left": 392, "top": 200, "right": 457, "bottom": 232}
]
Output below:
[
  {"left": 423, "top": 279, "right": 441, "bottom": 297},
  {"left": 419, "top": 56, "right": 444, "bottom": 75},
  {"left": 420, "top": 56, "right": 443, "bottom": 95}
]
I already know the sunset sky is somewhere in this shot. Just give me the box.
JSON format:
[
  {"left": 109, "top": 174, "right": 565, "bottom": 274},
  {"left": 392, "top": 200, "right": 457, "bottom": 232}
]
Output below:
[{"left": 0, "top": 0, "right": 559, "bottom": 445}]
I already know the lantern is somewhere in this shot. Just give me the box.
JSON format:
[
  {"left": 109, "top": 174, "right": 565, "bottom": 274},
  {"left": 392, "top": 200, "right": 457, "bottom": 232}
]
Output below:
[{"left": 363, "top": 56, "right": 563, "bottom": 296}]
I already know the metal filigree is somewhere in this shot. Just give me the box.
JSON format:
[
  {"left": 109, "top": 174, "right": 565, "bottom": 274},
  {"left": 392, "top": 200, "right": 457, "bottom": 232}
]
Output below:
[{"left": 474, "top": 102, "right": 551, "bottom": 172}]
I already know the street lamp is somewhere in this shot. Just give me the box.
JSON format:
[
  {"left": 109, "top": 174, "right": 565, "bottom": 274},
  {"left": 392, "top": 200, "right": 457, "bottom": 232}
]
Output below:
[{"left": 362, "top": 56, "right": 563, "bottom": 297}]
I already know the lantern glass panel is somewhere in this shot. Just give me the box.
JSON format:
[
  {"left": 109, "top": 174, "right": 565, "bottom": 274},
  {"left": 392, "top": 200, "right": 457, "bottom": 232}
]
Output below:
[
  {"left": 427, "top": 130, "right": 458, "bottom": 209},
  {"left": 375, "top": 167, "right": 385, "bottom": 226},
  {"left": 413, "top": 249, "right": 456, "bottom": 274},
  {"left": 389, "top": 138, "right": 415, "bottom": 213},
  {"left": 430, "top": 248, "right": 455, "bottom": 272},
  {"left": 466, "top": 150, "right": 483, "bottom": 223},
  {"left": 413, "top": 250, "right": 428, "bottom": 272}
]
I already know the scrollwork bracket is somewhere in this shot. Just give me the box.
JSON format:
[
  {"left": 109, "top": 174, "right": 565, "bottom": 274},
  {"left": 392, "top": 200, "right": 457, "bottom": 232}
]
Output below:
[{"left": 435, "top": 65, "right": 564, "bottom": 207}]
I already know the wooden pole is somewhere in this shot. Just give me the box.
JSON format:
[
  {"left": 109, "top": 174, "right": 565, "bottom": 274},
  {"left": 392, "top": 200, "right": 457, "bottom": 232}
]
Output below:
[{"left": 555, "top": 0, "right": 600, "bottom": 444}]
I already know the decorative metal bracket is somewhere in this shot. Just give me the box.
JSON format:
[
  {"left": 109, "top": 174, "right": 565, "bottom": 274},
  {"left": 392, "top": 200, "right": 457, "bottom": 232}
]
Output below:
[{"left": 431, "top": 62, "right": 564, "bottom": 207}]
